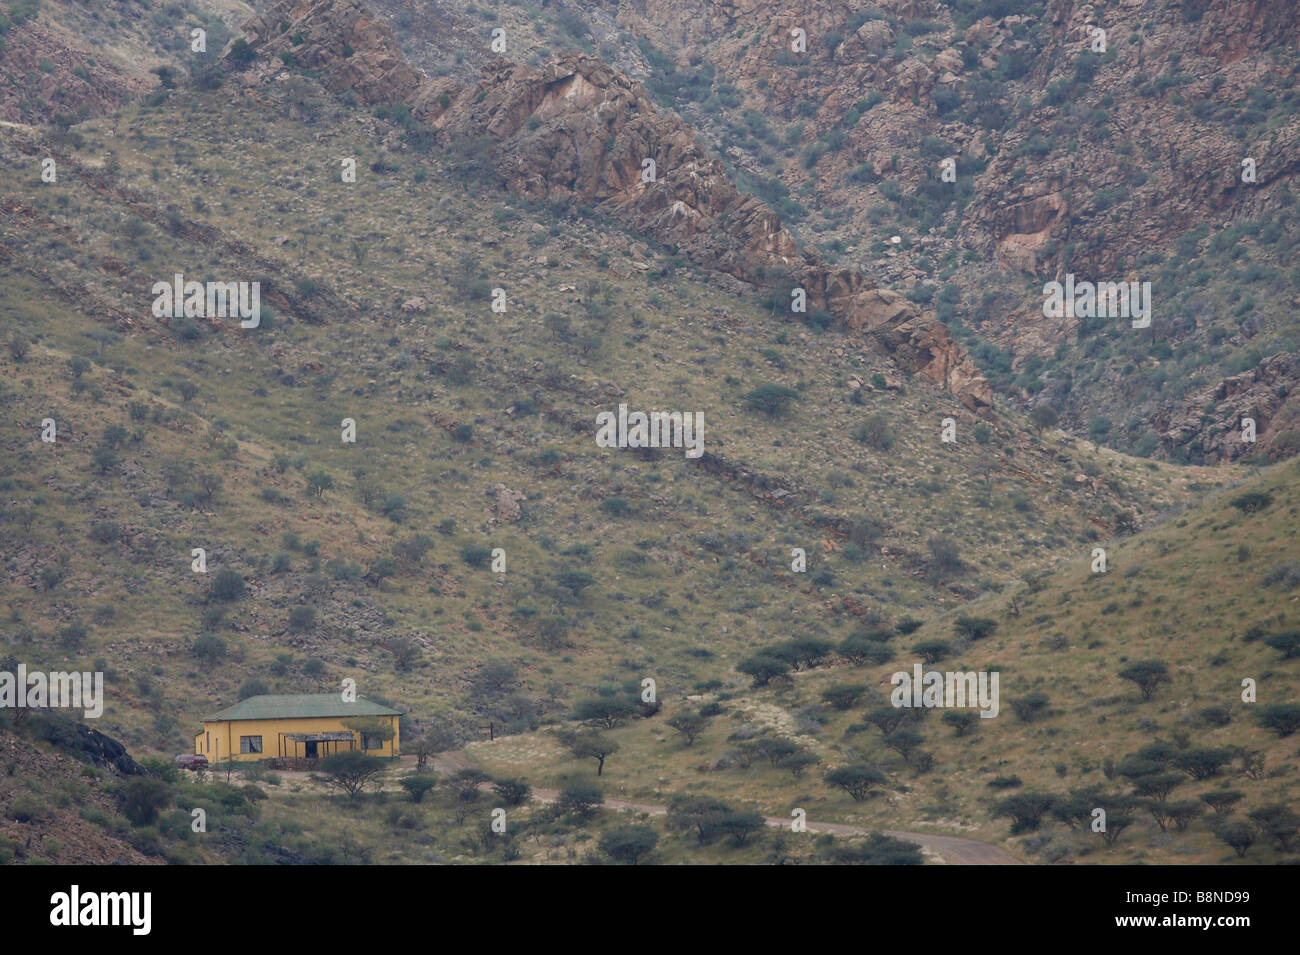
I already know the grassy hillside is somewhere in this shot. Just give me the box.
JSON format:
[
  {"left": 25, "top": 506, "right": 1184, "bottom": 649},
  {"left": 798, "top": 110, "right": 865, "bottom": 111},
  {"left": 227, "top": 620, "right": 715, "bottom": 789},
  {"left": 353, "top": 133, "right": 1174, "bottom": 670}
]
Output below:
[{"left": 466, "top": 457, "right": 1300, "bottom": 863}]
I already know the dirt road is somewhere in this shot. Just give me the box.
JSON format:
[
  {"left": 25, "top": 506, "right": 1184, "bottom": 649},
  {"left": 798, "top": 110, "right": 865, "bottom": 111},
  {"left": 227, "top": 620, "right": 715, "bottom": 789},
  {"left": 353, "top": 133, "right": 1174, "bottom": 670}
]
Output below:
[{"left": 431, "top": 751, "right": 1022, "bottom": 864}]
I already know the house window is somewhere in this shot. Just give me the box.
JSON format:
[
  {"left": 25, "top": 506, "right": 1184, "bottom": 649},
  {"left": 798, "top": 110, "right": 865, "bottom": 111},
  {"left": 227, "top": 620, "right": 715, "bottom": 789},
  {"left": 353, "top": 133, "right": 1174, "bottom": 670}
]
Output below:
[
  {"left": 362, "top": 734, "right": 384, "bottom": 751},
  {"left": 240, "top": 735, "right": 263, "bottom": 754}
]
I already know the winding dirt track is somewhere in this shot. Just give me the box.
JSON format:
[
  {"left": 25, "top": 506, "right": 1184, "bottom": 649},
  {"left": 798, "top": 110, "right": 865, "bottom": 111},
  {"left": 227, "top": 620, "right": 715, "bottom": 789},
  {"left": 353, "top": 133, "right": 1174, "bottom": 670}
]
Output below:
[{"left": 431, "top": 751, "right": 1022, "bottom": 864}]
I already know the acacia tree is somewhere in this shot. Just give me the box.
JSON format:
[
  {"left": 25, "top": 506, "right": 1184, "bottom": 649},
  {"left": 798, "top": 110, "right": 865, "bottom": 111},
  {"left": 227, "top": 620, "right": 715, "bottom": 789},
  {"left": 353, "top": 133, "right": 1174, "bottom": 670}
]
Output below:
[
  {"left": 994, "top": 791, "right": 1055, "bottom": 833},
  {"left": 1257, "top": 704, "right": 1300, "bottom": 737},
  {"left": 319, "top": 750, "right": 385, "bottom": 800},
  {"left": 599, "top": 825, "right": 658, "bottom": 865},
  {"left": 400, "top": 774, "right": 437, "bottom": 803},
  {"left": 824, "top": 765, "right": 885, "bottom": 802},
  {"left": 1118, "top": 660, "right": 1170, "bottom": 701},
  {"left": 1216, "top": 821, "right": 1256, "bottom": 857},
  {"left": 571, "top": 696, "right": 637, "bottom": 730},
  {"left": 567, "top": 731, "right": 619, "bottom": 776},
  {"left": 668, "top": 794, "right": 733, "bottom": 845},
  {"left": 557, "top": 781, "right": 604, "bottom": 819},
  {"left": 666, "top": 712, "right": 710, "bottom": 746}
]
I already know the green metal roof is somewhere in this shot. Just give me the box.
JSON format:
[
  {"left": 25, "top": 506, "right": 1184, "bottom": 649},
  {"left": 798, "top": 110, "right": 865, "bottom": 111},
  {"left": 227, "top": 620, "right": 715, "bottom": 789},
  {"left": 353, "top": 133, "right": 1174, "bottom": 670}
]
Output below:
[{"left": 201, "top": 694, "right": 400, "bottom": 723}]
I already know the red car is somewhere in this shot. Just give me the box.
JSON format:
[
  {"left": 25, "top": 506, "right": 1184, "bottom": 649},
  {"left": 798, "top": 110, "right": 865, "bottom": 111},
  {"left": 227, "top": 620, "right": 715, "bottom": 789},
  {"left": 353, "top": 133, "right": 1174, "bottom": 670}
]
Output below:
[{"left": 175, "top": 754, "right": 209, "bottom": 771}]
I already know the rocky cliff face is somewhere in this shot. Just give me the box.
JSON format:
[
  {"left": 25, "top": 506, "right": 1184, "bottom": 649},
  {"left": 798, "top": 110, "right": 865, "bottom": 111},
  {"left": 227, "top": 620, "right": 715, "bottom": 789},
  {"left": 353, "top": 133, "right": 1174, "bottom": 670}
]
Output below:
[
  {"left": 581, "top": 0, "right": 1300, "bottom": 462},
  {"left": 236, "top": 0, "right": 994, "bottom": 413}
]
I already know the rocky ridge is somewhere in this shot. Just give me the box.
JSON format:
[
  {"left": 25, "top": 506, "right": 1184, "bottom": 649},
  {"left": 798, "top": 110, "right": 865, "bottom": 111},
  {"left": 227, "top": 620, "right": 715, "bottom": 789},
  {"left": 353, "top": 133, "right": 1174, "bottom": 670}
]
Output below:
[{"left": 236, "top": 0, "right": 994, "bottom": 413}]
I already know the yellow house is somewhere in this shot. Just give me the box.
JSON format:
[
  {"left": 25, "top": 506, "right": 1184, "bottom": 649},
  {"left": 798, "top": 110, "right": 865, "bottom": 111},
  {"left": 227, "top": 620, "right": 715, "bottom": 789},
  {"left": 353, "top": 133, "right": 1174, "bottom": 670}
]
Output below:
[{"left": 194, "top": 693, "right": 401, "bottom": 763}]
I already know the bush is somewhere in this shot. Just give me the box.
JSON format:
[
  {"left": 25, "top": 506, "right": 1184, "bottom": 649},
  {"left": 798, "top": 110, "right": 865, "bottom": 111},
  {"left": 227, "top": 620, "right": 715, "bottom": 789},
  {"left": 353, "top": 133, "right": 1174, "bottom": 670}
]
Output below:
[
  {"left": 1257, "top": 704, "right": 1300, "bottom": 737},
  {"left": 995, "top": 791, "right": 1054, "bottom": 833},
  {"left": 238, "top": 679, "right": 270, "bottom": 700},
  {"left": 192, "top": 634, "right": 227, "bottom": 661},
  {"left": 852, "top": 414, "right": 893, "bottom": 450},
  {"left": 209, "top": 569, "right": 245, "bottom": 602},
  {"left": 954, "top": 616, "right": 998, "bottom": 641},
  {"left": 1230, "top": 490, "right": 1273, "bottom": 514},
  {"left": 599, "top": 825, "right": 658, "bottom": 864},
  {"left": 400, "top": 775, "right": 437, "bottom": 803},
  {"left": 743, "top": 384, "right": 799, "bottom": 417},
  {"left": 122, "top": 777, "right": 173, "bottom": 826},
  {"left": 557, "top": 781, "right": 604, "bottom": 818}
]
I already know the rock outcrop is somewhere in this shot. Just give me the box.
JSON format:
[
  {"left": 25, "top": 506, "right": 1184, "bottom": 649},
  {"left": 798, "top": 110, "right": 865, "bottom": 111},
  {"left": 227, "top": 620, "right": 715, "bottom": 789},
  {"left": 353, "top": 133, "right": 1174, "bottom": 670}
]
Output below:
[
  {"left": 1154, "top": 352, "right": 1300, "bottom": 463},
  {"left": 235, "top": 0, "right": 993, "bottom": 414}
]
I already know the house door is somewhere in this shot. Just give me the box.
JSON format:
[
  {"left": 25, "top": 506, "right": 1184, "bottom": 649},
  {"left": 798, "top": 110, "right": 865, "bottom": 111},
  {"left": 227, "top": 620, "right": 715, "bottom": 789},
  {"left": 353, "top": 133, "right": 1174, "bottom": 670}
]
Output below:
[{"left": 304, "top": 741, "right": 318, "bottom": 759}]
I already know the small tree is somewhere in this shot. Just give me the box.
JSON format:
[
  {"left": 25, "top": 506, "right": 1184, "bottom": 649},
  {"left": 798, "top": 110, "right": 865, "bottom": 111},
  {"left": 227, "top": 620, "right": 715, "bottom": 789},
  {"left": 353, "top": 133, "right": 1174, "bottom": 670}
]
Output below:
[
  {"left": 926, "top": 536, "right": 963, "bottom": 579},
  {"left": 1200, "top": 790, "right": 1244, "bottom": 815},
  {"left": 409, "top": 723, "right": 457, "bottom": 772},
  {"left": 319, "top": 750, "right": 385, "bottom": 799},
  {"left": 1132, "top": 772, "right": 1185, "bottom": 803},
  {"left": 1118, "top": 660, "right": 1170, "bottom": 701},
  {"left": 1011, "top": 691, "right": 1051, "bottom": 723},
  {"left": 1229, "top": 491, "right": 1273, "bottom": 514},
  {"left": 778, "top": 751, "right": 818, "bottom": 779},
  {"left": 912, "top": 640, "right": 951, "bottom": 664},
  {"left": 668, "top": 794, "right": 733, "bottom": 845},
  {"left": 209, "top": 569, "right": 245, "bottom": 602},
  {"left": 864, "top": 706, "right": 909, "bottom": 736},
  {"left": 287, "top": 606, "right": 317, "bottom": 633},
  {"left": 666, "top": 712, "right": 710, "bottom": 746},
  {"left": 854, "top": 413, "right": 893, "bottom": 450},
  {"left": 1165, "top": 801, "right": 1204, "bottom": 833},
  {"left": 994, "top": 791, "right": 1055, "bottom": 833},
  {"left": 306, "top": 471, "right": 334, "bottom": 498},
  {"left": 1029, "top": 405, "right": 1059, "bottom": 434},
  {"left": 192, "top": 634, "right": 227, "bottom": 661},
  {"left": 492, "top": 778, "right": 532, "bottom": 807},
  {"left": 238, "top": 678, "right": 269, "bottom": 700},
  {"left": 1263, "top": 630, "right": 1300, "bottom": 660},
  {"left": 567, "top": 731, "right": 619, "bottom": 776},
  {"left": 1098, "top": 799, "right": 1139, "bottom": 847},
  {"left": 1173, "top": 748, "right": 1233, "bottom": 780},
  {"left": 121, "top": 777, "right": 172, "bottom": 826},
  {"left": 557, "top": 781, "right": 604, "bottom": 818},
  {"left": 824, "top": 764, "right": 885, "bottom": 802},
  {"left": 743, "top": 383, "right": 799, "bottom": 417},
  {"left": 1215, "top": 821, "right": 1256, "bottom": 858},
  {"left": 400, "top": 774, "right": 438, "bottom": 803},
  {"left": 883, "top": 728, "right": 924, "bottom": 760},
  {"left": 717, "top": 810, "right": 766, "bottom": 846},
  {"left": 941, "top": 711, "right": 979, "bottom": 737},
  {"left": 953, "top": 616, "right": 998, "bottom": 641},
  {"left": 821, "top": 684, "right": 867, "bottom": 711},
  {"left": 1257, "top": 704, "right": 1300, "bottom": 737},
  {"left": 386, "top": 636, "right": 421, "bottom": 671},
  {"left": 571, "top": 697, "right": 637, "bottom": 730},
  {"left": 227, "top": 38, "right": 257, "bottom": 67},
  {"left": 737, "top": 653, "right": 793, "bottom": 687},
  {"left": 556, "top": 571, "right": 596, "bottom": 600},
  {"left": 1249, "top": 804, "right": 1299, "bottom": 852},
  {"left": 599, "top": 825, "right": 658, "bottom": 864}
]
